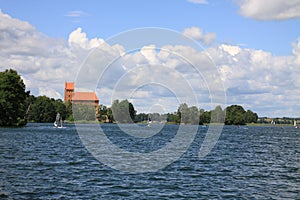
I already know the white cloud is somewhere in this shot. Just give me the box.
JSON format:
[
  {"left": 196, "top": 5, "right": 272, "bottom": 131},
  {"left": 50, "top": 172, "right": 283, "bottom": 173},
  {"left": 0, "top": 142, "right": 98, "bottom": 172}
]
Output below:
[
  {"left": 182, "top": 27, "right": 216, "bottom": 45},
  {"left": 1, "top": 10, "right": 300, "bottom": 117},
  {"left": 238, "top": 0, "right": 300, "bottom": 20},
  {"left": 220, "top": 44, "right": 241, "bottom": 56},
  {"left": 140, "top": 45, "right": 158, "bottom": 64},
  {"left": 0, "top": 10, "right": 123, "bottom": 99},
  {"left": 187, "top": 0, "right": 208, "bottom": 4},
  {"left": 68, "top": 27, "right": 105, "bottom": 49},
  {"left": 208, "top": 42, "right": 300, "bottom": 117}
]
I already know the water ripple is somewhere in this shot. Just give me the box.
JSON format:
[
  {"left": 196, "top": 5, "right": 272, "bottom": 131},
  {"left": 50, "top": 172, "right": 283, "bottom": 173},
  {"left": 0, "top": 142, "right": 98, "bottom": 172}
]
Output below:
[{"left": 0, "top": 124, "right": 299, "bottom": 199}]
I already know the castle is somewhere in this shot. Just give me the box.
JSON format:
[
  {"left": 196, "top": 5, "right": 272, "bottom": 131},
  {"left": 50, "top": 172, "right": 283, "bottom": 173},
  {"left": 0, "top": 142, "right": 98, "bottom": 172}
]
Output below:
[{"left": 64, "top": 82, "right": 99, "bottom": 112}]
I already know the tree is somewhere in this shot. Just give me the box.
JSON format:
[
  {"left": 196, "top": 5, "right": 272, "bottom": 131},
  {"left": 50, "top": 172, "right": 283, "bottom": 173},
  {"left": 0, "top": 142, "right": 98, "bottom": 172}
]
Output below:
[
  {"left": 26, "top": 96, "right": 69, "bottom": 123},
  {"left": 178, "top": 103, "right": 189, "bottom": 124},
  {"left": 177, "top": 104, "right": 200, "bottom": 124},
  {"left": 211, "top": 105, "right": 225, "bottom": 123},
  {"left": 98, "top": 104, "right": 109, "bottom": 122},
  {"left": 167, "top": 112, "right": 180, "bottom": 124},
  {"left": 199, "top": 109, "right": 211, "bottom": 124},
  {"left": 27, "top": 96, "right": 57, "bottom": 122},
  {"left": 189, "top": 106, "right": 199, "bottom": 125},
  {"left": 53, "top": 99, "right": 67, "bottom": 120},
  {"left": 225, "top": 105, "right": 246, "bottom": 125},
  {"left": 106, "top": 107, "right": 113, "bottom": 122},
  {"left": 111, "top": 99, "right": 136, "bottom": 123},
  {"left": 134, "top": 113, "right": 148, "bottom": 123},
  {"left": 244, "top": 109, "right": 258, "bottom": 123},
  {"left": 65, "top": 100, "right": 73, "bottom": 121},
  {"left": 0, "top": 69, "right": 28, "bottom": 126}
]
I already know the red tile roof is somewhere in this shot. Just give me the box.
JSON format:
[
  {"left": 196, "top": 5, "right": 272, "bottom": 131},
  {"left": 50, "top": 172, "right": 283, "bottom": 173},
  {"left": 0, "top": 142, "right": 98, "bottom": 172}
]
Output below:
[
  {"left": 72, "top": 92, "right": 99, "bottom": 101},
  {"left": 65, "top": 82, "right": 74, "bottom": 90}
]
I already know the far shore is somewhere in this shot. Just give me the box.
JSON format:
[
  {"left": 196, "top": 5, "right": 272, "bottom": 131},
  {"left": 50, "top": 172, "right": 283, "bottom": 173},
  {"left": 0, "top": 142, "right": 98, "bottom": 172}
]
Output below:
[{"left": 57, "top": 121, "right": 296, "bottom": 127}]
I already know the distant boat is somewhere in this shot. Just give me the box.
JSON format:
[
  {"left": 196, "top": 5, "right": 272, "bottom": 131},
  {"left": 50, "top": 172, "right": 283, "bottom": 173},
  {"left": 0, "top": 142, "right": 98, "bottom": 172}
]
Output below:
[
  {"left": 294, "top": 120, "right": 299, "bottom": 128},
  {"left": 271, "top": 120, "right": 276, "bottom": 125},
  {"left": 147, "top": 115, "right": 152, "bottom": 127},
  {"left": 54, "top": 113, "right": 64, "bottom": 128}
]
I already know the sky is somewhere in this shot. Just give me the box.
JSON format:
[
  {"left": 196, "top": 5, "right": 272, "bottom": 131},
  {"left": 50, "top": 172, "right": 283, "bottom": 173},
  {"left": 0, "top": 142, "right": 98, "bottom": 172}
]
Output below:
[{"left": 0, "top": 0, "right": 300, "bottom": 117}]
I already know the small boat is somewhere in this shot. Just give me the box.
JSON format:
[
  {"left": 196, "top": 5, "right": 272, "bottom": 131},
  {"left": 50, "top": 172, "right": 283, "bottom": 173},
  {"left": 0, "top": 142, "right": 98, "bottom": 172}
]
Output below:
[
  {"left": 294, "top": 120, "right": 299, "bottom": 128},
  {"left": 271, "top": 120, "right": 276, "bottom": 125},
  {"left": 54, "top": 113, "right": 64, "bottom": 128},
  {"left": 147, "top": 116, "right": 152, "bottom": 127}
]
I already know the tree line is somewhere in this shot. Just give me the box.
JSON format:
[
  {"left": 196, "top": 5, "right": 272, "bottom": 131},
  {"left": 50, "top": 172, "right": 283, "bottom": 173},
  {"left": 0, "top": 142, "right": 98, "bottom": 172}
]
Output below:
[
  {"left": 98, "top": 101, "right": 258, "bottom": 125},
  {"left": 0, "top": 69, "right": 72, "bottom": 126},
  {"left": 0, "top": 69, "right": 258, "bottom": 126}
]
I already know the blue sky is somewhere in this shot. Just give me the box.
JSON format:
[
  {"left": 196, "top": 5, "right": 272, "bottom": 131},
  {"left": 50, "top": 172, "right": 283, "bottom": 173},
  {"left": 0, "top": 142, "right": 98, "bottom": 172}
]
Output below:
[
  {"left": 1, "top": 0, "right": 298, "bottom": 55},
  {"left": 0, "top": 0, "right": 300, "bottom": 117}
]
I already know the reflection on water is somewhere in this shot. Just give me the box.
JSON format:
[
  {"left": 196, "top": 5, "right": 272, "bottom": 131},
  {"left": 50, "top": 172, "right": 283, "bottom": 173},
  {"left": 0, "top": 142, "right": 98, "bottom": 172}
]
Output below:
[{"left": 0, "top": 123, "right": 299, "bottom": 199}]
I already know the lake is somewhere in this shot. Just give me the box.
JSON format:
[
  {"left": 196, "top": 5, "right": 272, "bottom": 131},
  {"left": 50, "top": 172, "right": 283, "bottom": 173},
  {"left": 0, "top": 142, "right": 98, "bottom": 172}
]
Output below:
[{"left": 0, "top": 123, "right": 299, "bottom": 199}]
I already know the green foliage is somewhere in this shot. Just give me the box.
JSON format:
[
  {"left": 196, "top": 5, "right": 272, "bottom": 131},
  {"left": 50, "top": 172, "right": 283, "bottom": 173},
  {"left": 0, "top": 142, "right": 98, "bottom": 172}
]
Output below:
[
  {"left": 135, "top": 113, "right": 148, "bottom": 123},
  {"left": 64, "top": 100, "right": 73, "bottom": 121},
  {"left": 225, "top": 105, "right": 257, "bottom": 125},
  {"left": 97, "top": 104, "right": 113, "bottom": 122},
  {"left": 244, "top": 109, "right": 258, "bottom": 123},
  {"left": 0, "top": 69, "right": 28, "bottom": 126},
  {"left": 211, "top": 105, "right": 225, "bottom": 123},
  {"left": 28, "top": 96, "right": 56, "bottom": 122},
  {"left": 167, "top": 112, "right": 180, "bottom": 124},
  {"left": 199, "top": 109, "right": 210, "bottom": 124},
  {"left": 27, "top": 96, "right": 68, "bottom": 123},
  {"left": 177, "top": 103, "right": 200, "bottom": 125},
  {"left": 111, "top": 99, "right": 136, "bottom": 123},
  {"left": 225, "top": 105, "right": 245, "bottom": 125}
]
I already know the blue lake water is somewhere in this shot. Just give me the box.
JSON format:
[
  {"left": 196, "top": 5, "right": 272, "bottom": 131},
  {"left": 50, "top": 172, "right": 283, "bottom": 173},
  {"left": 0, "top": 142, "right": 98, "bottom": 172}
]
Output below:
[{"left": 0, "top": 123, "right": 299, "bottom": 199}]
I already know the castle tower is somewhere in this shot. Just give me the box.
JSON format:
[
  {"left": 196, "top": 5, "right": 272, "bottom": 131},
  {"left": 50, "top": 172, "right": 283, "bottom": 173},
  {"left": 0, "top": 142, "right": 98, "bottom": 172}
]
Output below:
[{"left": 64, "top": 82, "right": 74, "bottom": 102}]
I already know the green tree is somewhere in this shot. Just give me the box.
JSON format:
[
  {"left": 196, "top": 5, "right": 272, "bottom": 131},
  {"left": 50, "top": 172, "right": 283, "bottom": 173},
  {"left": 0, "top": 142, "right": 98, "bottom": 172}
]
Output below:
[
  {"left": 24, "top": 94, "right": 36, "bottom": 119},
  {"left": 0, "top": 69, "right": 28, "bottom": 126},
  {"left": 53, "top": 99, "right": 67, "bottom": 120},
  {"left": 167, "top": 112, "right": 180, "bottom": 124},
  {"left": 225, "top": 105, "right": 246, "bottom": 125},
  {"left": 98, "top": 104, "right": 113, "bottom": 122},
  {"left": 65, "top": 100, "right": 73, "bottom": 121},
  {"left": 178, "top": 103, "right": 189, "bottom": 124},
  {"left": 211, "top": 105, "right": 225, "bottom": 123},
  {"left": 199, "top": 109, "right": 211, "bottom": 124},
  {"left": 189, "top": 106, "right": 199, "bottom": 125},
  {"left": 27, "top": 96, "right": 57, "bottom": 122},
  {"left": 106, "top": 107, "right": 113, "bottom": 122},
  {"left": 111, "top": 99, "right": 136, "bottom": 123},
  {"left": 244, "top": 109, "right": 258, "bottom": 123},
  {"left": 134, "top": 113, "right": 148, "bottom": 123}
]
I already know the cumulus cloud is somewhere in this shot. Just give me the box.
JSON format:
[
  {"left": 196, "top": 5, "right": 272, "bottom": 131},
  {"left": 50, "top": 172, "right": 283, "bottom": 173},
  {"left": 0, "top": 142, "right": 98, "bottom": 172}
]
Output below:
[
  {"left": 182, "top": 27, "right": 216, "bottom": 45},
  {"left": 140, "top": 45, "right": 158, "bottom": 65},
  {"left": 0, "top": 10, "right": 123, "bottom": 99},
  {"left": 207, "top": 42, "right": 300, "bottom": 117},
  {"left": 68, "top": 27, "right": 107, "bottom": 49},
  {"left": 1, "top": 10, "right": 300, "bottom": 116},
  {"left": 237, "top": 0, "right": 300, "bottom": 20}
]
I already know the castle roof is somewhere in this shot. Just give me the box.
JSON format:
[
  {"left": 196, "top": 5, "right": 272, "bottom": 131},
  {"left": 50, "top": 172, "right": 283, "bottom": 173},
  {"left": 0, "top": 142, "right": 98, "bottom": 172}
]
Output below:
[
  {"left": 65, "top": 82, "right": 74, "bottom": 90},
  {"left": 72, "top": 92, "right": 99, "bottom": 101}
]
